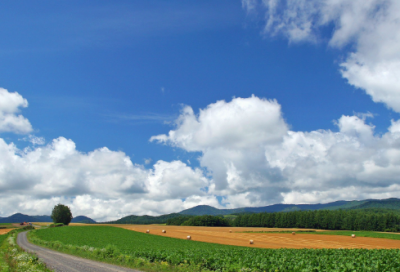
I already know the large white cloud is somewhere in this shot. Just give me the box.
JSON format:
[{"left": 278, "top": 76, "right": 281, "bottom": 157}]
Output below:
[
  {"left": 0, "top": 136, "right": 214, "bottom": 221},
  {"left": 153, "top": 96, "right": 400, "bottom": 208},
  {"left": 3, "top": 90, "right": 400, "bottom": 221},
  {"left": 0, "top": 88, "right": 32, "bottom": 133},
  {"left": 0, "top": 88, "right": 216, "bottom": 221},
  {"left": 242, "top": 0, "right": 400, "bottom": 112}
]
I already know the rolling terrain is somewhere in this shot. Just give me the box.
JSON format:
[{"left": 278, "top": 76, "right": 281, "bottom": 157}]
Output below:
[
  {"left": 107, "top": 198, "right": 400, "bottom": 224},
  {"left": 0, "top": 213, "right": 96, "bottom": 224}
]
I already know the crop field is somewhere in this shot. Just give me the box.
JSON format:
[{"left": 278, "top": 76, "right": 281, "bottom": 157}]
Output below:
[
  {"left": 30, "top": 226, "right": 400, "bottom": 271},
  {"left": 0, "top": 224, "right": 14, "bottom": 235},
  {"left": 104, "top": 224, "right": 400, "bottom": 249}
]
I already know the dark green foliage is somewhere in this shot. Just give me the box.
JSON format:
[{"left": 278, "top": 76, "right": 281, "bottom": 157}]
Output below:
[
  {"left": 181, "top": 215, "right": 230, "bottom": 227},
  {"left": 107, "top": 213, "right": 186, "bottom": 224},
  {"left": 49, "top": 223, "right": 64, "bottom": 228},
  {"left": 31, "top": 226, "right": 400, "bottom": 271},
  {"left": 51, "top": 204, "right": 73, "bottom": 225},
  {"left": 233, "top": 209, "right": 400, "bottom": 231},
  {"left": 21, "top": 225, "right": 35, "bottom": 230},
  {"left": 166, "top": 215, "right": 194, "bottom": 225}
]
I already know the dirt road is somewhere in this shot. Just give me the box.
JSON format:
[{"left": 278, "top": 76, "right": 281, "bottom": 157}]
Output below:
[{"left": 17, "top": 231, "right": 141, "bottom": 272}]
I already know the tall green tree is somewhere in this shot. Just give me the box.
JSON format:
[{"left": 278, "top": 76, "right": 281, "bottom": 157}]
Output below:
[{"left": 51, "top": 204, "right": 73, "bottom": 225}]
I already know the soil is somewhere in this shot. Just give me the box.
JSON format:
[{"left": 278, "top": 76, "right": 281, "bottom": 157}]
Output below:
[{"left": 102, "top": 225, "right": 400, "bottom": 249}]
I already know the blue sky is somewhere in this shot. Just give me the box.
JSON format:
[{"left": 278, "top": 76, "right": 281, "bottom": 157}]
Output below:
[{"left": 1, "top": 0, "right": 400, "bottom": 221}]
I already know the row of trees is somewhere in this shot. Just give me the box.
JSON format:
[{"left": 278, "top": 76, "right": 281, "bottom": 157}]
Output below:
[
  {"left": 167, "top": 215, "right": 230, "bottom": 227},
  {"left": 232, "top": 209, "right": 400, "bottom": 231}
]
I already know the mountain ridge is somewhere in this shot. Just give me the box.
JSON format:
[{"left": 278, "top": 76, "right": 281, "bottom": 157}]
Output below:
[
  {"left": 178, "top": 198, "right": 400, "bottom": 216},
  {"left": 105, "top": 197, "right": 400, "bottom": 224},
  {"left": 0, "top": 213, "right": 96, "bottom": 224}
]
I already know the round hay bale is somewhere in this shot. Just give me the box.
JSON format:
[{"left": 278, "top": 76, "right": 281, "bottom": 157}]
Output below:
[
  {"left": 146, "top": 230, "right": 150, "bottom": 233},
  {"left": 187, "top": 235, "right": 191, "bottom": 240},
  {"left": 249, "top": 240, "right": 254, "bottom": 244},
  {"left": 229, "top": 230, "right": 232, "bottom": 233},
  {"left": 292, "top": 232, "right": 296, "bottom": 235},
  {"left": 162, "top": 230, "right": 166, "bottom": 233},
  {"left": 351, "top": 234, "right": 356, "bottom": 238}
]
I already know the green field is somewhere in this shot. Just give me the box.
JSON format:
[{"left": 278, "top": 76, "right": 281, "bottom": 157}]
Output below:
[
  {"left": 241, "top": 230, "right": 400, "bottom": 240},
  {"left": 29, "top": 226, "right": 400, "bottom": 271},
  {"left": 308, "top": 230, "right": 400, "bottom": 240},
  {"left": 0, "top": 234, "right": 7, "bottom": 245},
  {"left": 0, "top": 223, "right": 16, "bottom": 229}
]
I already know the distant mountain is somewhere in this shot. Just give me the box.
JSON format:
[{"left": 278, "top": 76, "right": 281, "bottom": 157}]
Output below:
[
  {"left": 0, "top": 213, "right": 96, "bottom": 224},
  {"left": 71, "top": 216, "right": 96, "bottom": 224},
  {"left": 179, "top": 205, "right": 234, "bottom": 216},
  {"left": 0, "top": 213, "right": 52, "bottom": 223},
  {"left": 106, "top": 213, "right": 188, "bottom": 224},
  {"left": 178, "top": 198, "right": 400, "bottom": 216}
]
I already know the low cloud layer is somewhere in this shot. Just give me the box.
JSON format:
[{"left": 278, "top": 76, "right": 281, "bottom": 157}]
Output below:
[
  {"left": 2, "top": 90, "right": 400, "bottom": 221},
  {"left": 242, "top": 0, "right": 400, "bottom": 112},
  {"left": 153, "top": 96, "right": 400, "bottom": 208}
]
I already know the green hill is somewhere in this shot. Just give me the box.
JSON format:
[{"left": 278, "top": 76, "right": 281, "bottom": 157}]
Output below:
[
  {"left": 106, "top": 213, "right": 189, "bottom": 224},
  {"left": 105, "top": 198, "right": 400, "bottom": 224}
]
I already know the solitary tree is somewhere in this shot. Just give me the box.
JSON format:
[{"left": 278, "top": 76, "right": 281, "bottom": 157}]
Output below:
[{"left": 51, "top": 204, "right": 73, "bottom": 225}]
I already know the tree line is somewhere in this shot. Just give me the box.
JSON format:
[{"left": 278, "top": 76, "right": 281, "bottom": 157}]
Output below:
[
  {"left": 167, "top": 215, "right": 230, "bottom": 227},
  {"left": 167, "top": 209, "right": 400, "bottom": 231},
  {"left": 233, "top": 209, "right": 400, "bottom": 231}
]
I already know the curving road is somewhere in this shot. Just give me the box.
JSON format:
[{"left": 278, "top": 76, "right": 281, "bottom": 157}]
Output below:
[{"left": 17, "top": 231, "right": 141, "bottom": 272}]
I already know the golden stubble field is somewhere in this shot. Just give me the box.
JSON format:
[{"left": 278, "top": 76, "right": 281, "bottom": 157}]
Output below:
[
  {"left": 100, "top": 224, "right": 400, "bottom": 249},
  {"left": 0, "top": 228, "right": 13, "bottom": 235}
]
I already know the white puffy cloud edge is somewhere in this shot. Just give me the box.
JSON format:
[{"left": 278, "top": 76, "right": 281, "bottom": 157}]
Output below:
[
  {"left": 2, "top": 88, "right": 400, "bottom": 221},
  {"left": 242, "top": 0, "right": 400, "bottom": 113}
]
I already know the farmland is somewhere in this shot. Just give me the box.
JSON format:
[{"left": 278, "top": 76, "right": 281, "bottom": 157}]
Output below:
[
  {"left": 0, "top": 223, "right": 16, "bottom": 235},
  {"left": 106, "top": 224, "right": 400, "bottom": 249},
  {"left": 29, "top": 225, "right": 400, "bottom": 271}
]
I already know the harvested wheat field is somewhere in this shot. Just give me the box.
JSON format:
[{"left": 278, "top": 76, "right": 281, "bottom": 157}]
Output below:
[
  {"left": 104, "top": 224, "right": 400, "bottom": 249},
  {"left": 0, "top": 228, "right": 13, "bottom": 235}
]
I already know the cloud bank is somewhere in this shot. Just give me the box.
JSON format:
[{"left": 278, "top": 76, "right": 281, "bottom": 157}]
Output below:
[
  {"left": 153, "top": 96, "right": 400, "bottom": 208},
  {"left": 242, "top": 0, "right": 400, "bottom": 112},
  {"left": 1, "top": 88, "right": 400, "bottom": 220}
]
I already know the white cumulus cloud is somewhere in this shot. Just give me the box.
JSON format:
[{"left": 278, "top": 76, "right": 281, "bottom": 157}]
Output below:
[
  {"left": 0, "top": 88, "right": 32, "bottom": 134},
  {"left": 242, "top": 0, "right": 400, "bottom": 112},
  {"left": 153, "top": 96, "right": 400, "bottom": 207}
]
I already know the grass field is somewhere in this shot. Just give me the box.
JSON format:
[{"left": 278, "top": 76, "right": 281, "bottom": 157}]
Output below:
[
  {"left": 0, "top": 223, "right": 16, "bottom": 228},
  {"left": 29, "top": 226, "right": 400, "bottom": 271},
  {"left": 240, "top": 230, "right": 400, "bottom": 240},
  {"left": 0, "top": 234, "right": 7, "bottom": 245},
  {"left": 305, "top": 230, "right": 400, "bottom": 240}
]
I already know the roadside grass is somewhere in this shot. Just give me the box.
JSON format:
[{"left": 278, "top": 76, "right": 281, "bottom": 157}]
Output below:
[
  {"left": 0, "top": 234, "right": 8, "bottom": 271},
  {"left": 0, "top": 229, "right": 52, "bottom": 272},
  {"left": 29, "top": 226, "right": 400, "bottom": 272}
]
